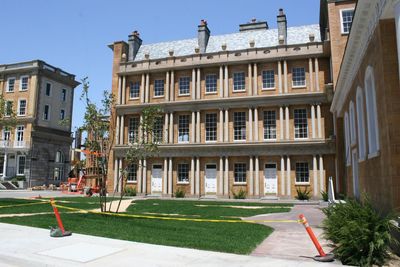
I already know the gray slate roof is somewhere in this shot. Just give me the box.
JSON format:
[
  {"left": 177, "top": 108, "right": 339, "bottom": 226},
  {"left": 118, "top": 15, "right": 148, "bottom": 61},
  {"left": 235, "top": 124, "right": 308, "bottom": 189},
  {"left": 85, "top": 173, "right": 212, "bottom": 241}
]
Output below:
[{"left": 134, "top": 24, "right": 321, "bottom": 61}]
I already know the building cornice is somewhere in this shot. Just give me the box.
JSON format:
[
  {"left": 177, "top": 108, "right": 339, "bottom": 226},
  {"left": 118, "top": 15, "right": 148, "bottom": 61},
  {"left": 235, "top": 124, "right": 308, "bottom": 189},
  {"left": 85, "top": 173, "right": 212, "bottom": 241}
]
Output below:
[
  {"left": 118, "top": 42, "right": 328, "bottom": 75},
  {"left": 116, "top": 90, "right": 330, "bottom": 115},
  {"left": 0, "top": 60, "right": 80, "bottom": 88},
  {"left": 330, "top": 0, "right": 397, "bottom": 116},
  {"left": 113, "top": 139, "right": 335, "bottom": 158}
]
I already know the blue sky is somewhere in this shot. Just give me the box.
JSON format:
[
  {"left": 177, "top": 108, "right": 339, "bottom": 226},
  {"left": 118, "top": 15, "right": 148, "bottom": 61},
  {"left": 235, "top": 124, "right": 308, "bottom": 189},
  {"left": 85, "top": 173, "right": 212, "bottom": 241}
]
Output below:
[{"left": 1, "top": 0, "right": 319, "bottom": 131}]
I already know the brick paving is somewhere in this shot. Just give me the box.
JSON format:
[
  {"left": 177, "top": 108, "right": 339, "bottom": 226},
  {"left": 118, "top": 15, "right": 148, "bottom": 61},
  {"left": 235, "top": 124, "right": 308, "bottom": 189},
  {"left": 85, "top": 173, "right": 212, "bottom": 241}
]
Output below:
[{"left": 245, "top": 203, "right": 340, "bottom": 264}]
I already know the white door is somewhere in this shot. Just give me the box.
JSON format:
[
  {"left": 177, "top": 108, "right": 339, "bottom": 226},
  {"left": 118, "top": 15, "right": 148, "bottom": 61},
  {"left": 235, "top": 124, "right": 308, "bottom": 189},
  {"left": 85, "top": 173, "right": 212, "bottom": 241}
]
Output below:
[
  {"left": 151, "top": 164, "right": 163, "bottom": 194},
  {"left": 352, "top": 149, "right": 360, "bottom": 199},
  {"left": 264, "top": 163, "right": 277, "bottom": 195},
  {"left": 205, "top": 164, "right": 217, "bottom": 194}
]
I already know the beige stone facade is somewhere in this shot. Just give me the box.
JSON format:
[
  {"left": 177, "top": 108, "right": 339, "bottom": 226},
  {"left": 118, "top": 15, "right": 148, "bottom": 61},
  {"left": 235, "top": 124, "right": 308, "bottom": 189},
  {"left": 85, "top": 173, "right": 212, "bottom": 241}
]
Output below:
[
  {"left": 108, "top": 11, "right": 336, "bottom": 199},
  {"left": 330, "top": 0, "right": 400, "bottom": 212},
  {"left": 0, "top": 60, "right": 79, "bottom": 186}
]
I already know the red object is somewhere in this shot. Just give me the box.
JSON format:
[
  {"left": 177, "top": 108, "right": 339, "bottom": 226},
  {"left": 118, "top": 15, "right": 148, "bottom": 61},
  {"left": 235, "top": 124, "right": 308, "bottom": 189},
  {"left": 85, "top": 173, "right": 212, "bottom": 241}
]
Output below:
[
  {"left": 50, "top": 198, "right": 65, "bottom": 234},
  {"left": 299, "top": 214, "right": 326, "bottom": 257}
]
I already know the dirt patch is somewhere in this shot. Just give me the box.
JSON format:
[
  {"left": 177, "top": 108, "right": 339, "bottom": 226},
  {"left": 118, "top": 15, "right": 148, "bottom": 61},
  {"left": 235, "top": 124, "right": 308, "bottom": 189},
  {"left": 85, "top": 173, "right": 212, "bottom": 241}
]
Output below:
[
  {"left": 142, "top": 212, "right": 200, "bottom": 217},
  {"left": 195, "top": 204, "right": 290, "bottom": 209}
]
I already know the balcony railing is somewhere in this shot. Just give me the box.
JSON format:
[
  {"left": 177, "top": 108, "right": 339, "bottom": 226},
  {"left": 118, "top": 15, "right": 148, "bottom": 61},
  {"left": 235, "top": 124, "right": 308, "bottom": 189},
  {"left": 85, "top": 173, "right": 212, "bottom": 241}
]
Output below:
[{"left": 0, "top": 140, "right": 30, "bottom": 149}]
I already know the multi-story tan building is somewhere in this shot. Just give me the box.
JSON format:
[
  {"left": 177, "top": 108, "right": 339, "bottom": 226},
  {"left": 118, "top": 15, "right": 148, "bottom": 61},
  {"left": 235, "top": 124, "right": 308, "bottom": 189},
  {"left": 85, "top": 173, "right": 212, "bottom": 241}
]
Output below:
[
  {"left": 108, "top": 9, "right": 337, "bottom": 199},
  {"left": 330, "top": 0, "right": 400, "bottom": 213},
  {"left": 0, "top": 60, "right": 79, "bottom": 187}
]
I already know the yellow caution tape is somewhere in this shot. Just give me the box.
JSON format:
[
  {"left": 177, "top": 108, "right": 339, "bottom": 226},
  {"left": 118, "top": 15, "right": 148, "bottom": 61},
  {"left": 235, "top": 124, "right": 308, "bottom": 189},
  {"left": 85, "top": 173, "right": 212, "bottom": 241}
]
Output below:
[
  {"left": 53, "top": 203, "right": 299, "bottom": 224},
  {"left": 0, "top": 201, "right": 50, "bottom": 209}
]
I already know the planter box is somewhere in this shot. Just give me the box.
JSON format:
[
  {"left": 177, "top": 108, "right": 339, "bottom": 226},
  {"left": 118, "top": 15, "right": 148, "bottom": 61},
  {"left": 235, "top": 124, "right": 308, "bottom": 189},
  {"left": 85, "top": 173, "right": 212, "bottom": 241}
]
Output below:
[{"left": 17, "top": 181, "right": 27, "bottom": 189}]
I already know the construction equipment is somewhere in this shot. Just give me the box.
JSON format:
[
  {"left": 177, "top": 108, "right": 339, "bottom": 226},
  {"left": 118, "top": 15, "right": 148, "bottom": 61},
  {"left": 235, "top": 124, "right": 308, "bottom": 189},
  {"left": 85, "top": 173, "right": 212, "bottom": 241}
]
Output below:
[{"left": 61, "top": 148, "right": 103, "bottom": 196}]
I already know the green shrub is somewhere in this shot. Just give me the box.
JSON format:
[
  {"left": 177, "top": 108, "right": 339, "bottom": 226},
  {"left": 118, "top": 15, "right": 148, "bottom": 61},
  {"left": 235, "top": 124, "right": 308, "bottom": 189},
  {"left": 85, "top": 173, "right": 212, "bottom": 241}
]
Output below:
[
  {"left": 295, "top": 186, "right": 311, "bottom": 200},
  {"left": 232, "top": 188, "right": 246, "bottom": 199},
  {"left": 322, "top": 197, "right": 396, "bottom": 266},
  {"left": 321, "top": 190, "right": 329, "bottom": 202},
  {"left": 174, "top": 187, "right": 185, "bottom": 198},
  {"left": 124, "top": 186, "right": 137, "bottom": 196}
]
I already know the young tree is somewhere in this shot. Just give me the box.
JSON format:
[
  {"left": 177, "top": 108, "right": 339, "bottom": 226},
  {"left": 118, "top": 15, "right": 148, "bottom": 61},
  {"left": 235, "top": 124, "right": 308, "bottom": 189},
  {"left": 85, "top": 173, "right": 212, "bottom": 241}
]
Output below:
[
  {"left": 79, "top": 78, "right": 162, "bottom": 212},
  {"left": 113, "top": 105, "right": 162, "bottom": 212}
]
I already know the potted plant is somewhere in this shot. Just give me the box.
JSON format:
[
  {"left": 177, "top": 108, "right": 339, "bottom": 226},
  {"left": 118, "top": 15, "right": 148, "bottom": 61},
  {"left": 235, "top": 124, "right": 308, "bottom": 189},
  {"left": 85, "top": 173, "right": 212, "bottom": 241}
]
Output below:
[{"left": 16, "top": 176, "right": 26, "bottom": 189}]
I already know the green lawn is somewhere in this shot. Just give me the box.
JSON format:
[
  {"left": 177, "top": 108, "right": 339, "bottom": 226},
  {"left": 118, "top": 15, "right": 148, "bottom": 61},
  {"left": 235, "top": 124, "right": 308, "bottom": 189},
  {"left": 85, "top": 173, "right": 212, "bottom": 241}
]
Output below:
[
  {"left": 0, "top": 197, "right": 292, "bottom": 254},
  {"left": 126, "top": 199, "right": 292, "bottom": 219}
]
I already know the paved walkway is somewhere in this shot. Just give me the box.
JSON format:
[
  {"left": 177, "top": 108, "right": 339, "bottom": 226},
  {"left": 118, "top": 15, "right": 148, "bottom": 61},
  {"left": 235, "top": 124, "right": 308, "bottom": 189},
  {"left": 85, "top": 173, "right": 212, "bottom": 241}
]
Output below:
[
  {"left": 245, "top": 203, "right": 335, "bottom": 262},
  {"left": 91, "top": 199, "right": 133, "bottom": 213},
  {"left": 0, "top": 222, "right": 341, "bottom": 267}
]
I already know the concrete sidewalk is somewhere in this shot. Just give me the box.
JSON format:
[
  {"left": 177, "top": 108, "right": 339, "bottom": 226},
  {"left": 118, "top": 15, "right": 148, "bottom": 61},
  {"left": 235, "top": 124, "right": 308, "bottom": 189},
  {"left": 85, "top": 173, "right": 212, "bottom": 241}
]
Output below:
[
  {"left": 0, "top": 222, "right": 340, "bottom": 267},
  {"left": 246, "top": 203, "right": 335, "bottom": 262}
]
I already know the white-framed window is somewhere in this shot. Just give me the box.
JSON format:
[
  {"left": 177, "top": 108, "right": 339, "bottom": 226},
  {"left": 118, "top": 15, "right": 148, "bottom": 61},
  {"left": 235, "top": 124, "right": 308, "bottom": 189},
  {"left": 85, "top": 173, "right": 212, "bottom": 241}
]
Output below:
[
  {"left": 234, "top": 163, "right": 247, "bottom": 183},
  {"left": 55, "top": 151, "right": 64, "bottom": 163},
  {"left": 344, "top": 112, "right": 351, "bottom": 166},
  {"left": 45, "top": 82, "right": 52, "bottom": 96},
  {"left": 6, "top": 77, "right": 15, "bottom": 92},
  {"left": 205, "top": 113, "right": 217, "bottom": 141},
  {"left": 128, "top": 117, "right": 139, "bottom": 143},
  {"left": 129, "top": 81, "right": 140, "bottom": 99},
  {"left": 295, "top": 162, "right": 309, "bottom": 183},
  {"left": 178, "top": 115, "right": 190, "bottom": 143},
  {"left": 294, "top": 109, "right": 308, "bottom": 139},
  {"left": 356, "top": 87, "right": 367, "bottom": 160},
  {"left": 17, "top": 155, "right": 26, "bottom": 176},
  {"left": 349, "top": 101, "right": 356, "bottom": 145},
  {"left": 152, "top": 116, "right": 163, "bottom": 143},
  {"left": 205, "top": 74, "right": 217, "bottom": 93},
  {"left": 178, "top": 163, "right": 189, "bottom": 183},
  {"left": 43, "top": 105, "right": 50, "bottom": 120},
  {"left": 60, "top": 109, "right": 65, "bottom": 120},
  {"left": 18, "top": 99, "right": 26, "bottom": 116},
  {"left": 340, "top": 9, "right": 354, "bottom": 34},
  {"left": 263, "top": 110, "right": 276, "bottom": 140},
  {"left": 292, "top": 67, "right": 306, "bottom": 87},
  {"left": 61, "top": 89, "right": 67, "bottom": 102},
  {"left": 53, "top": 167, "right": 64, "bottom": 180},
  {"left": 16, "top": 125, "right": 24, "bottom": 142},
  {"left": 20, "top": 76, "right": 29, "bottom": 91},
  {"left": 233, "top": 72, "right": 246, "bottom": 92},
  {"left": 233, "top": 111, "right": 246, "bottom": 141},
  {"left": 4, "top": 101, "right": 13, "bottom": 116},
  {"left": 365, "top": 66, "right": 380, "bottom": 157},
  {"left": 127, "top": 164, "right": 137, "bottom": 182},
  {"left": 15, "top": 125, "right": 24, "bottom": 148},
  {"left": 179, "top": 77, "right": 190, "bottom": 95},
  {"left": 262, "top": 70, "right": 275, "bottom": 89},
  {"left": 2, "top": 127, "right": 11, "bottom": 141},
  {"left": 154, "top": 79, "right": 164, "bottom": 97}
]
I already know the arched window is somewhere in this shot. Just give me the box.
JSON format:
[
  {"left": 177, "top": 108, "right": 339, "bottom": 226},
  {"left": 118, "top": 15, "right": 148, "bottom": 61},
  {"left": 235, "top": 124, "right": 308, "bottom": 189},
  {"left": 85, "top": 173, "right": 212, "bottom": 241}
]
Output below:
[
  {"left": 356, "top": 87, "right": 367, "bottom": 160},
  {"left": 55, "top": 151, "right": 64, "bottom": 163},
  {"left": 365, "top": 66, "right": 380, "bottom": 156},
  {"left": 349, "top": 101, "right": 356, "bottom": 145},
  {"left": 344, "top": 112, "right": 351, "bottom": 166}
]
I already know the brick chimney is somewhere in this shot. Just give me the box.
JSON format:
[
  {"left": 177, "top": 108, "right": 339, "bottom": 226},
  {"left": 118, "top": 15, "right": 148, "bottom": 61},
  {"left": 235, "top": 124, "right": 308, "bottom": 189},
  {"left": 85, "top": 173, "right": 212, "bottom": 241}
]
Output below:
[
  {"left": 128, "top": 31, "right": 142, "bottom": 61},
  {"left": 277, "top": 9, "right": 287, "bottom": 45},
  {"left": 198, "top": 20, "right": 210, "bottom": 54}
]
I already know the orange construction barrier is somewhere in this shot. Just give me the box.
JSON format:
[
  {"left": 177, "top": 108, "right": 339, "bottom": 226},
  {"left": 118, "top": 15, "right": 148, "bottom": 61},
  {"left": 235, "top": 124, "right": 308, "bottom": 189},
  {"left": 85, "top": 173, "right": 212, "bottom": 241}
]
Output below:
[{"left": 299, "top": 214, "right": 334, "bottom": 262}]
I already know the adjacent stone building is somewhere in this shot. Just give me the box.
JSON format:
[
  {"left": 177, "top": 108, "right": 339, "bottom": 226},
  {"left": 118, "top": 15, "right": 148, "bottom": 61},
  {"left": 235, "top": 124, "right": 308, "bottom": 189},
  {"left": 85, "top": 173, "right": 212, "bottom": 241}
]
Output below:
[
  {"left": 108, "top": 9, "right": 337, "bottom": 199},
  {"left": 330, "top": 0, "right": 400, "bottom": 212},
  {"left": 0, "top": 60, "right": 79, "bottom": 187}
]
